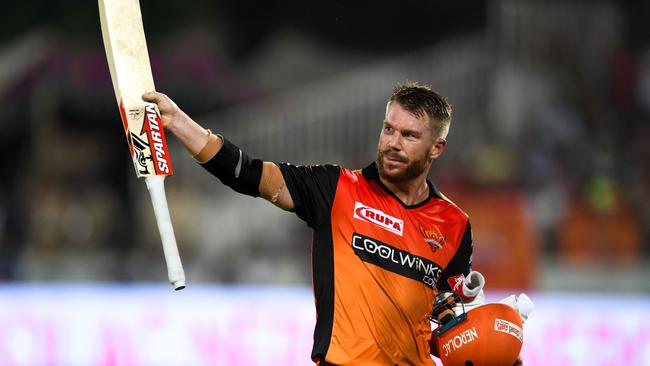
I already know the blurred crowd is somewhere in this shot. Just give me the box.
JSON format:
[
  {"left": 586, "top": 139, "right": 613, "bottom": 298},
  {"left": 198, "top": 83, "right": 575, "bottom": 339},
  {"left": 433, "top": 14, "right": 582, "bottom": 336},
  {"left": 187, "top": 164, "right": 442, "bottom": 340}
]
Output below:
[{"left": 0, "top": 0, "right": 648, "bottom": 290}]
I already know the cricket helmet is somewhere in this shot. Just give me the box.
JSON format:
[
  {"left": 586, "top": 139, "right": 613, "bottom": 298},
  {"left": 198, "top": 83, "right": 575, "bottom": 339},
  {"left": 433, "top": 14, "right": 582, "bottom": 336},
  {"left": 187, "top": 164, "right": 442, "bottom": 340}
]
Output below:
[{"left": 431, "top": 294, "right": 524, "bottom": 366}]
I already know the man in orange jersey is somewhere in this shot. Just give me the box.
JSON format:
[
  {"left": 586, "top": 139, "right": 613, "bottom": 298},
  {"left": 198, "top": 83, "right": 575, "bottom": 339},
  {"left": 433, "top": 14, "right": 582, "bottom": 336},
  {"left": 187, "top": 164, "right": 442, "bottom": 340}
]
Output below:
[{"left": 144, "top": 82, "right": 512, "bottom": 365}]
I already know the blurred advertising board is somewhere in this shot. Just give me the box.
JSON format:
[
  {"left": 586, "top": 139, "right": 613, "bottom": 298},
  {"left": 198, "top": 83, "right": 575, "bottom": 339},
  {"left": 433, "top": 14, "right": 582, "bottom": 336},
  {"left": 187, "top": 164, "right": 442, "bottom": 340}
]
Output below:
[{"left": 0, "top": 285, "right": 648, "bottom": 365}]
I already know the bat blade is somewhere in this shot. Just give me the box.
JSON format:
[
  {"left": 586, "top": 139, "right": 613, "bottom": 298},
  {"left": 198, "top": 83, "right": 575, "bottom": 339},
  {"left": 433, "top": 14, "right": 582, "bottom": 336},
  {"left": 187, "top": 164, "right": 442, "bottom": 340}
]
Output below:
[
  {"left": 99, "top": 0, "right": 172, "bottom": 178},
  {"left": 99, "top": 0, "right": 185, "bottom": 290}
]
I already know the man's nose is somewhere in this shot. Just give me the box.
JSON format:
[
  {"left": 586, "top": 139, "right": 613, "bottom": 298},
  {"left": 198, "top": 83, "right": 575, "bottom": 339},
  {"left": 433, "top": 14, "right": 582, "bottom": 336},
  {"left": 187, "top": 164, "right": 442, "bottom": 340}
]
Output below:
[{"left": 386, "top": 133, "right": 402, "bottom": 150}]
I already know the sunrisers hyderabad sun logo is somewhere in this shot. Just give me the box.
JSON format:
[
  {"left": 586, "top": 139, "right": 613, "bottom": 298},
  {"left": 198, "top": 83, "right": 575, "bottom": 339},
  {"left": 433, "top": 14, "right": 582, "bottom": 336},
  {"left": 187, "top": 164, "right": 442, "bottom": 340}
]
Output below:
[{"left": 419, "top": 224, "right": 445, "bottom": 252}]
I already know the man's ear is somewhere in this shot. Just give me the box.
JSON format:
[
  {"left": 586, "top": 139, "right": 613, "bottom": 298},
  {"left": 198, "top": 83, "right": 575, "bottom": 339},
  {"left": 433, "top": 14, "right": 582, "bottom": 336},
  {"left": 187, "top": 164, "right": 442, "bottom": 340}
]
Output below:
[{"left": 430, "top": 138, "right": 447, "bottom": 160}]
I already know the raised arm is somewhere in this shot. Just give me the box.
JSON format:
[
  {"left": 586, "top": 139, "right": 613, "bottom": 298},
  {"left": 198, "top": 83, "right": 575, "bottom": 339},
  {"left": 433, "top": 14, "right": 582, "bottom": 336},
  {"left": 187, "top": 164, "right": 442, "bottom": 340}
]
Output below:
[{"left": 142, "top": 91, "right": 294, "bottom": 210}]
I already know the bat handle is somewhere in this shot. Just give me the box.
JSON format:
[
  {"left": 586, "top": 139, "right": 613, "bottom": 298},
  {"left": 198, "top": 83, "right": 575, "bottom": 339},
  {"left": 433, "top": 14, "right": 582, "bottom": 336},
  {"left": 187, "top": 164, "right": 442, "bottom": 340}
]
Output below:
[{"left": 145, "top": 175, "right": 186, "bottom": 290}]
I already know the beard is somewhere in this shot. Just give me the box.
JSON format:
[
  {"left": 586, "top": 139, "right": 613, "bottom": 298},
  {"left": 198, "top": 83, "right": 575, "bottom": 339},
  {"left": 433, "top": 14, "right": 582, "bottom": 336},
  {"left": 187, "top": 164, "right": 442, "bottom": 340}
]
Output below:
[{"left": 376, "top": 149, "right": 431, "bottom": 184}]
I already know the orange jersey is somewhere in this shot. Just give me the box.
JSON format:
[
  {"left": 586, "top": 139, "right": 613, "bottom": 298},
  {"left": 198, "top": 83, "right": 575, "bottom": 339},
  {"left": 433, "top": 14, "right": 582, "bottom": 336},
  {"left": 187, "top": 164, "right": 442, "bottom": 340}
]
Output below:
[{"left": 279, "top": 163, "right": 473, "bottom": 366}]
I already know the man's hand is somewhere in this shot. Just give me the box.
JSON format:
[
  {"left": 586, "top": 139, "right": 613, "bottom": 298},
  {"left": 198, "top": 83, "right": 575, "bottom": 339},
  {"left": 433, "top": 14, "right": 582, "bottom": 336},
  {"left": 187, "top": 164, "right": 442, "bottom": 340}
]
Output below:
[
  {"left": 142, "top": 91, "right": 183, "bottom": 131},
  {"left": 142, "top": 91, "right": 213, "bottom": 156}
]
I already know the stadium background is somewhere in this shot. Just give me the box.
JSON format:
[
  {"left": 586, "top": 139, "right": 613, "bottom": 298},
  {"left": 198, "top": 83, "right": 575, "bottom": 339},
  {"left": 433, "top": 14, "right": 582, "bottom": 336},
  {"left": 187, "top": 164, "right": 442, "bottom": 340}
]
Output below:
[{"left": 0, "top": 0, "right": 649, "bottom": 364}]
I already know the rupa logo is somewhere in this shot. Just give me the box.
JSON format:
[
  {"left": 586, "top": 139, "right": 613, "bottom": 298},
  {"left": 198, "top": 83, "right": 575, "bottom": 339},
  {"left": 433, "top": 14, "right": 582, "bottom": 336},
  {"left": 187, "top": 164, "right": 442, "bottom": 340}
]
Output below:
[{"left": 353, "top": 202, "right": 403, "bottom": 236}]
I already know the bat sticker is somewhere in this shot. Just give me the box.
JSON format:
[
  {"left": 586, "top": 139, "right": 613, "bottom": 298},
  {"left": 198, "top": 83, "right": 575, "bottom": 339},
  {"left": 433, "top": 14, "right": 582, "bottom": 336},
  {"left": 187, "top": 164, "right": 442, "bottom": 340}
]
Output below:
[
  {"left": 141, "top": 103, "right": 172, "bottom": 175},
  {"left": 130, "top": 132, "right": 153, "bottom": 175},
  {"left": 128, "top": 108, "right": 142, "bottom": 121}
]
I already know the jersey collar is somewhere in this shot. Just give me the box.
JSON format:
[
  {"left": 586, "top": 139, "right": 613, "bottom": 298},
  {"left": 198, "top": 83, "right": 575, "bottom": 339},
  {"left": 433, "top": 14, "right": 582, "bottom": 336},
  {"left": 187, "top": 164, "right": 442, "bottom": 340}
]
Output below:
[{"left": 361, "top": 162, "right": 443, "bottom": 209}]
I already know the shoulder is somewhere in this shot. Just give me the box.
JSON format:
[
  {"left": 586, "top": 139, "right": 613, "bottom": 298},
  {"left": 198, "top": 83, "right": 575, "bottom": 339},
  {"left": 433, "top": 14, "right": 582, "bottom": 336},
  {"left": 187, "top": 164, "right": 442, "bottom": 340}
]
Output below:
[
  {"left": 338, "top": 167, "right": 380, "bottom": 190},
  {"left": 340, "top": 167, "right": 363, "bottom": 180},
  {"left": 279, "top": 162, "right": 341, "bottom": 171},
  {"left": 430, "top": 191, "right": 470, "bottom": 224},
  {"left": 278, "top": 163, "right": 341, "bottom": 178}
]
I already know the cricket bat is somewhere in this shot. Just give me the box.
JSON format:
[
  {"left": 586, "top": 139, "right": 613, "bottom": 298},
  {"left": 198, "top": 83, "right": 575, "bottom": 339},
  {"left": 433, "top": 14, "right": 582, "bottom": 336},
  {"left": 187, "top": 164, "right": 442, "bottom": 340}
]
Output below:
[{"left": 98, "top": 0, "right": 186, "bottom": 290}]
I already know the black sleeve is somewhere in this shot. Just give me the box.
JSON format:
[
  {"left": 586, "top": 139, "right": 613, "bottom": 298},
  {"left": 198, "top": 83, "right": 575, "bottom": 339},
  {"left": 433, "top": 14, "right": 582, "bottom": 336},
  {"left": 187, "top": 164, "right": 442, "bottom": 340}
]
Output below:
[
  {"left": 436, "top": 220, "right": 473, "bottom": 292},
  {"left": 199, "top": 137, "right": 263, "bottom": 197},
  {"left": 278, "top": 164, "right": 341, "bottom": 229}
]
